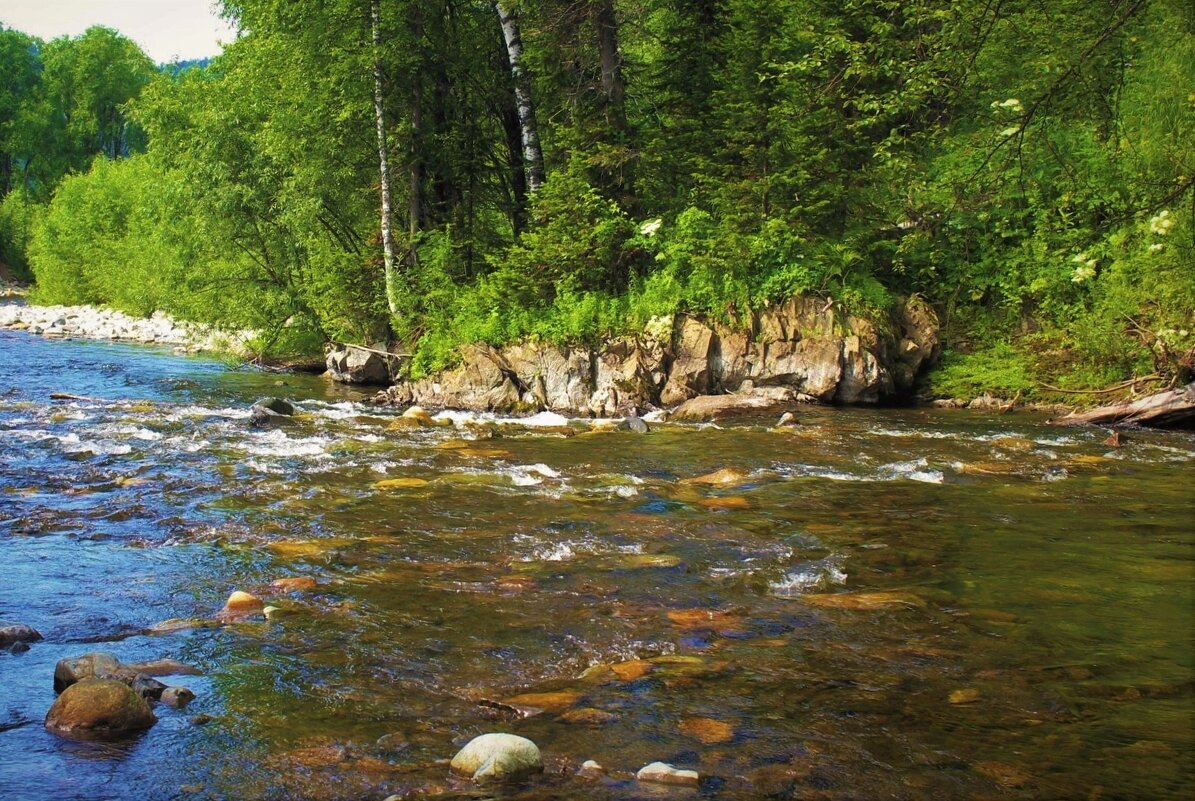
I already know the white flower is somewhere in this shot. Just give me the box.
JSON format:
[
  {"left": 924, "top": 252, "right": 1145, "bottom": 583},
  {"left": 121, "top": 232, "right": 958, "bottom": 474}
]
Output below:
[
  {"left": 1000, "top": 127, "right": 1020, "bottom": 138},
  {"left": 644, "top": 314, "right": 673, "bottom": 340},
  {"left": 639, "top": 218, "right": 663, "bottom": 237},
  {"left": 1149, "top": 243, "right": 1165, "bottom": 253},
  {"left": 1149, "top": 209, "right": 1173, "bottom": 235},
  {"left": 1071, "top": 264, "right": 1096, "bottom": 283},
  {"left": 1071, "top": 252, "right": 1088, "bottom": 263}
]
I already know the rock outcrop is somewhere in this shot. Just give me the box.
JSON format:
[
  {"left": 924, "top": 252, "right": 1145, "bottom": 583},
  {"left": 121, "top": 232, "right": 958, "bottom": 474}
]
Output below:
[
  {"left": 371, "top": 295, "right": 940, "bottom": 415},
  {"left": 325, "top": 344, "right": 402, "bottom": 385}
]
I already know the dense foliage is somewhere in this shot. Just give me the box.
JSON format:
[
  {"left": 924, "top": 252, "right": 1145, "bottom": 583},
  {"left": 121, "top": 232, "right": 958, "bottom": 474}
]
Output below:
[{"left": 1, "top": 1, "right": 1191, "bottom": 393}]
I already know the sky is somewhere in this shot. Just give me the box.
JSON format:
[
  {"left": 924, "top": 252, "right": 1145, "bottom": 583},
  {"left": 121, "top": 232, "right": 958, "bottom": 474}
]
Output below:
[{"left": 0, "top": 0, "right": 238, "bottom": 63}]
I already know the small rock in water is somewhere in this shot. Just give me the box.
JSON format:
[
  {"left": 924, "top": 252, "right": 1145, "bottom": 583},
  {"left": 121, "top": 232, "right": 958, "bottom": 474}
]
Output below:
[
  {"left": 776, "top": 411, "right": 798, "bottom": 427},
  {"left": 9, "top": 641, "right": 30, "bottom": 654},
  {"left": 501, "top": 690, "right": 582, "bottom": 714},
  {"left": 636, "top": 761, "right": 699, "bottom": 787},
  {"left": 161, "top": 686, "right": 196, "bottom": 709},
  {"left": 0, "top": 624, "right": 42, "bottom": 648},
  {"left": 54, "top": 652, "right": 125, "bottom": 693},
  {"left": 450, "top": 733, "right": 544, "bottom": 783},
  {"left": 45, "top": 678, "right": 157, "bottom": 739},
  {"left": 269, "top": 576, "right": 319, "bottom": 593},
  {"left": 678, "top": 716, "right": 735, "bottom": 744},
  {"left": 254, "top": 397, "right": 295, "bottom": 416},
  {"left": 1103, "top": 430, "right": 1124, "bottom": 447},
  {"left": 123, "top": 659, "right": 200, "bottom": 679},
  {"left": 949, "top": 688, "right": 981, "bottom": 705},
  {"left": 577, "top": 759, "right": 605, "bottom": 778},
  {"left": 217, "top": 590, "right": 264, "bottom": 621},
  {"left": 610, "top": 659, "right": 653, "bottom": 681},
  {"left": 622, "top": 415, "right": 649, "bottom": 434},
  {"left": 402, "top": 405, "right": 434, "bottom": 425},
  {"left": 130, "top": 674, "right": 168, "bottom": 701},
  {"left": 681, "top": 467, "right": 751, "bottom": 487},
  {"left": 560, "top": 707, "right": 618, "bottom": 725}
]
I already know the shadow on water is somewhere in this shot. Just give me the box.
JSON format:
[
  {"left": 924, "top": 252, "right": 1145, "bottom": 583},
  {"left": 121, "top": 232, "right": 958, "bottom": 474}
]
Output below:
[{"left": 0, "top": 328, "right": 1191, "bottom": 800}]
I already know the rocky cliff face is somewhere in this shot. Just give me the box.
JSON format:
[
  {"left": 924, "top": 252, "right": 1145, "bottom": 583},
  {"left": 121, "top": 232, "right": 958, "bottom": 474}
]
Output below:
[{"left": 347, "top": 295, "right": 939, "bottom": 414}]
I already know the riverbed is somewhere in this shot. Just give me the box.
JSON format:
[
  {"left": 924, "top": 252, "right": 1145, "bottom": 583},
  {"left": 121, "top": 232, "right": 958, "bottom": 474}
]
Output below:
[{"left": 0, "top": 326, "right": 1191, "bottom": 800}]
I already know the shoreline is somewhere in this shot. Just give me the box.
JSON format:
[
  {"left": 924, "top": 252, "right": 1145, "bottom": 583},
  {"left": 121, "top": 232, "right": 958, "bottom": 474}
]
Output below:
[
  {"left": 0, "top": 296, "right": 1093, "bottom": 421},
  {"left": 0, "top": 297, "right": 253, "bottom": 356}
]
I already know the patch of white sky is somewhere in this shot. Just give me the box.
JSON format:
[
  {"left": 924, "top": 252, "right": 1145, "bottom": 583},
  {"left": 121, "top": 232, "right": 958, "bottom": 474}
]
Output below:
[{"left": 0, "top": 0, "right": 238, "bottom": 64}]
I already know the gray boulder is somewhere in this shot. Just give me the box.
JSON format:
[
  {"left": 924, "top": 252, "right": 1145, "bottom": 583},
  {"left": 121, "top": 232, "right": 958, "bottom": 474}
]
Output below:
[
  {"left": 253, "top": 397, "right": 295, "bottom": 416},
  {"left": 450, "top": 733, "right": 544, "bottom": 783},
  {"left": 326, "top": 345, "right": 393, "bottom": 385}
]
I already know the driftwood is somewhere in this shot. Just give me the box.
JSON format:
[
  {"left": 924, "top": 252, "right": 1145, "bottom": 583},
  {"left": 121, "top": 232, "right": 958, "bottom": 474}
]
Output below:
[{"left": 1053, "top": 382, "right": 1195, "bottom": 428}]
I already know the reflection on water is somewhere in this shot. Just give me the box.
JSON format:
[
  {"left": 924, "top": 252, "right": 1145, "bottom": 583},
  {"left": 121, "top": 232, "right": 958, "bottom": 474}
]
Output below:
[{"left": 0, "top": 328, "right": 1192, "bottom": 800}]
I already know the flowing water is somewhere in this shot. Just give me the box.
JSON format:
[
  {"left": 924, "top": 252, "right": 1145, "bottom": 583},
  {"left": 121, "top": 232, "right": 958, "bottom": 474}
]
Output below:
[{"left": 0, "top": 326, "right": 1192, "bottom": 801}]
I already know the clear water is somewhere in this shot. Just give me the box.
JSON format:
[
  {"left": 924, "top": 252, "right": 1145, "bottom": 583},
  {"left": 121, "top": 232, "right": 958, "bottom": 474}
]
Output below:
[{"left": 0, "top": 326, "right": 1191, "bottom": 800}]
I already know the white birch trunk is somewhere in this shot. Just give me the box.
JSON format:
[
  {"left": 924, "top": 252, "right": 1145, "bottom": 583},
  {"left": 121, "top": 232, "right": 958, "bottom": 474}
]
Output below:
[
  {"left": 372, "top": 0, "right": 399, "bottom": 315},
  {"left": 495, "top": 1, "right": 545, "bottom": 194}
]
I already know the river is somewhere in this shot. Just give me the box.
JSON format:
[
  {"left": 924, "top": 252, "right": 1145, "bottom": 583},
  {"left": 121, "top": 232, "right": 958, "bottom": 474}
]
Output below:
[{"left": 0, "top": 326, "right": 1191, "bottom": 800}]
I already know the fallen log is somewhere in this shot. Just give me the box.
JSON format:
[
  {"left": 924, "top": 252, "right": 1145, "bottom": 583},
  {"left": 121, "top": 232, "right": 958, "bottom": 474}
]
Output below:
[{"left": 1053, "top": 382, "right": 1195, "bottom": 428}]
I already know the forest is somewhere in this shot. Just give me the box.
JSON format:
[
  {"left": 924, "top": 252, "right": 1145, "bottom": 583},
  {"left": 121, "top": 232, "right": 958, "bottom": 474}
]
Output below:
[{"left": 0, "top": 0, "right": 1192, "bottom": 400}]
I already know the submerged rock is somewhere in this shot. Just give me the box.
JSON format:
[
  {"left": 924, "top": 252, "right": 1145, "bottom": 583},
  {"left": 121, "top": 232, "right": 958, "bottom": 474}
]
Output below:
[
  {"left": 45, "top": 678, "right": 157, "bottom": 739},
  {"left": 679, "top": 717, "right": 735, "bottom": 744},
  {"left": 269, "top": 576, "right": 319, "bottom": 593},
  {"left": 672, "top": 388, "right": 795, "bottom": 422},
  {"left": 124, "top": 658, "right": 202, "bottom": 677},
  {"left": 636, "top": 761, "right": 700, "bottom": 787},
  {"left": 450, "top": 733, "right": 544, "bottom": 783},
  {"left": 161, "top": 686, "right": 196, "bottom": 709},
  {"left": 0, "top": 623, "right": 42, "bottom": 648}
]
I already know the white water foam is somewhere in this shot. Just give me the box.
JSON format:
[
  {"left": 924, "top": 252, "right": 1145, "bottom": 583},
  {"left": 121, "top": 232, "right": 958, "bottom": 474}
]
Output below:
[{"left": 769, "top": 557, "right": 848, "bottom": 598}]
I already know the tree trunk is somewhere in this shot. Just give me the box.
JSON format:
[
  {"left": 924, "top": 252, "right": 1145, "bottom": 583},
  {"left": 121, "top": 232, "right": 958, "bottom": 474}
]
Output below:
[
  {"left": 407, "top": 3, "right": 426, "bottom": 263},
  {"left": 1053, "top": 382, "right": 1195, "bottom": 428},
  {"left": 495, "top": 1, "right": 545, "bottom": 194},
  {"left": 370, "top": 0, "right": 399, "bottom": 315},
  {"left": 592, "top": 0, "right": 626, "bottom": 117}
]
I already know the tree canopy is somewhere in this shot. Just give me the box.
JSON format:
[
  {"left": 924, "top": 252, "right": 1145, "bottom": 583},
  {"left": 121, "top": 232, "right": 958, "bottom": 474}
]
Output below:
[{"left": 2, "top": 1, "right": 1192, "bottom": 393}]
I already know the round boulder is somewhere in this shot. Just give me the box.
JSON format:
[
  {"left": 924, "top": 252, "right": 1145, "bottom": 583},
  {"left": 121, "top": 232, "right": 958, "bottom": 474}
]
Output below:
[
  {"left": 450, "top": 733, "right": 543, "bottom": 783},
  {"left": 45, "top": 678, "right": 157, "bottom": 739}
]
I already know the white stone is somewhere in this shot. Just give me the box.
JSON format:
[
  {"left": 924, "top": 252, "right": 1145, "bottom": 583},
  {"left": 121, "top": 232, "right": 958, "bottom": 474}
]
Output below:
[
  {"left": 637, "top": 761, "right": 700, "bottom": 787},
  {"left": 450, "top": 733, "right": 543, "bottom": 783}
]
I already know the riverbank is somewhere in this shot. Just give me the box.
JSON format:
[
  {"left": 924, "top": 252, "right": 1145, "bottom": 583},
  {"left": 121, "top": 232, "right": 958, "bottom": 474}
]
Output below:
[
  {"left": 0, "top": 294, "right": 1129, "bottom": 421},
  {"left": 0, "top": 297, "right": 253, "bottom": 355}
]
